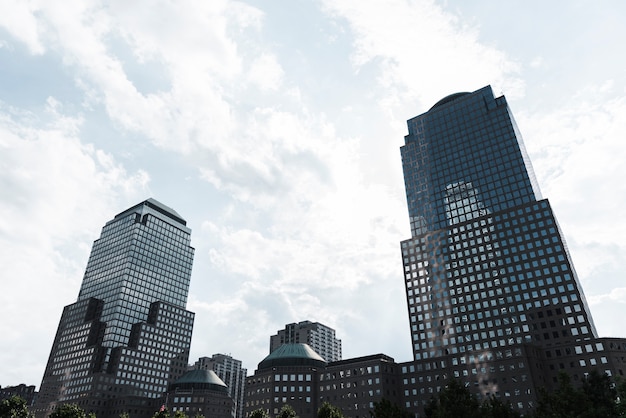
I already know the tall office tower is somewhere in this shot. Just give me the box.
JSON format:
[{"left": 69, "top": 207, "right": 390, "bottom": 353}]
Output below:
[
  {"left": 398, "top": 86, "right": 625, "bottom": 414},
  {"left": 193, "top": 354, "right": 247, "bottom": 418},
  {"left": 33, "top": 199, "right": 195, "bottom": 418},
  {"left": 270, "top": 321, "right": 342, "bottom": 362}
]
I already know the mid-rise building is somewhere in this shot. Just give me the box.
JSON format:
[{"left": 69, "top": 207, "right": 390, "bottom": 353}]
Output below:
[
  {"left": 166, "top": 369, "right": 234, "bottom": 418},
  {"left": 33, "top": 199, "right": 195, "bottom": 418},
  {"left": 245, "top": 344, "right": 325, "bottom": 418},
  {"left": 319, "top": 354, "right": 401, "bottom": 417},
  {"left": 270, "top": 321, "right": 342, "bottom": 363},
  {"left": 0, "top": 384, "right": 37, "bottom": 406},
  {"left": 193, "top": 354, "right": 247, "bottom": 418},
  {"left": 244, "top": 345, "right": 401, "bottom": 418},
  {"left": 397, "top": 86, "right": 626, "bottom": 415}
]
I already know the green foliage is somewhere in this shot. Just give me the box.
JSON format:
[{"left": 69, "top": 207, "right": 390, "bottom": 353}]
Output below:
[
  {"left": 424, "top": 379, "right": 519, "bottom": 418},
  {"left": 317, "top": 402, "right": 344, "bottom": 418},
  {"left": 49, "top": 404, "right": 88, "bottom": 418},
  {"left": 369, "top": 398, "right": 412, "bottom": 418},
  {"left": 249, "top": 409, "right": 269, "bottom": 418},
  {"left": 119, "top": 413, "right": 130, "bottom": 418},
  {"left": 534, "top": 370, "right": 622, "bottom": 418},
  {"left": 580, "top": 370, "right": 617, "bottom": 418},
  {"left": 424, "top": 380, "right": 481, "bottom": 418},
  {"left": 277, "top": 405, "right": 298, "bottom": 418},
  {"left": 616, "top": 377, "right": 626, "bottom": 417},
  {"left": 149, "top": 408, "right": 189, "bottom": 418},
  {"left": 479, "top": 396, "right": 521, "bottom": 418},
  {"left": 0, "top": 396, "right": 34, "bottom": 418}
]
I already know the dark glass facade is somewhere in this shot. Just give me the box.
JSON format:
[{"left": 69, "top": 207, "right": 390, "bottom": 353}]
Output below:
[
  {"left": 34, "top": 199, "right": 195, "bottom": 418},
  {"left": 397, "top": 86, "right": 624, "bottom": 415}
]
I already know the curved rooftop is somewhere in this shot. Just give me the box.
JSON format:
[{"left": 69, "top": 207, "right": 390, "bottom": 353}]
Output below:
[
  {"left": 170, "top": 369, "right": 228, "bottom": 393},
  {"left": 429, "top": 92, "right": 471, "bottom": 111},
  {"left": 258, "top": 343, "right": 327, "bottom": 370}
]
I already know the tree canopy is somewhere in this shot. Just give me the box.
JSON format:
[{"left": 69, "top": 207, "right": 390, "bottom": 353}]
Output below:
[
  {"left": 369, "top": 398, "right": 412, "bottom": 418},
  {"left": 424, "top": 379, "right": 519, "bottom": 418},
  {"left": 277, "top": 405, "right": 298, "bottom": 418},
  {"left": 317, "top": 402, "right": 344, "bottom": 418},
  {"left": 534, "top": 370, "right": 626, "bottom": 418},
  {"left": 49, "top": 404, "right": 95, "bottom": 418},
  {"left": 0, "top": 396, "right": 34, "bottom": 418}
]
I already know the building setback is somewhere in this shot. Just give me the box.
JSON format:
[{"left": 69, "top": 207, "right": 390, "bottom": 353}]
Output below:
[
  {"left": 397, "top": 86, "right": 626, "bottom": 415},
  {"left": 270, "top": 321, "right": 342, "bottom": 363},
  {"left": 32, "top": 199, "right": 195, "bottom": 418}
]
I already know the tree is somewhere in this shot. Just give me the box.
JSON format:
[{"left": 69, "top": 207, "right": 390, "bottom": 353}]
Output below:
[
  {"left": 277, "top": 405, "right": 298, "bottom": 418},
  {"left": 616, "top": 377, "right": 626, "bottom": 417},
  {"left": 580, "top": 370, "right": 618, "bottom": 418},
  {"left": 317, "top": 402, "right": 344, "bottom": 418},
  {"left": 0, "top": 395, "right": 34, "bottom": 418},
  {"left": 424, "top": 379, "right": 481, "bottom": 418},
  {"left": 535, "top": 372, "right": 589, "bottom": 418},
  {"left": 49, "top": 404, "right": 93, "bottom": 418},
  {"left": 369, "top": 398, "right": 412, "bottom": 418},
  {"left": 152, "top": 406, "right": 169, "bottom": 418},
  {"left": 151, "top": 406, "right": 191, "bottom": 418},
  {"left": 480, "top": 396, "right": 521, "bottom": 418},
  {"left": 248, "top": 409, "right": 269, "bottom": 418}
]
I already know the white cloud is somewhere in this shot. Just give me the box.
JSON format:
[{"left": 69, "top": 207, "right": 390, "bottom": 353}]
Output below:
[
  {"left": 2, "top": 0, "right": 626, "bottom": 389},
  {"left": 320, "top": 0, "right": 523, "bottom": 110},
  {"left": 0, "top": 0, "right": 45, "bottom": 54},
  {"left": 247, "top": 53, "right": 285, "bottom": 91},
  {"left": 0, "top": 99, "right": 149, "bottom": 385}
]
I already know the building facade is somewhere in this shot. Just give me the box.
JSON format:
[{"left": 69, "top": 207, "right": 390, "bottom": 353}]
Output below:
[
  {"left": 397, "top": 86, "right": 626, "bottom": 415},
  {"left": 245, "top": 344, "right": 325, "bottom": 418},
  {"left": 33, "top": 199, "right": 195, "bottom": 418},
  {"left": 244, "top": 344, "right": 403, "bottom": 418},
  {"left": 0, "top": 384, "right": 37, "bottom": 406},
  {"left": 193, "top": 354, "right": 247, "bottom": 418},
  {"left": 166, "top": 369, "right": 234, "bottom": 418},
  {"left": 270, "top": 321, "right": 342, "bottom": 363},
  {"left": 319, "top": 354, "right": 401, "bottom": 418}
]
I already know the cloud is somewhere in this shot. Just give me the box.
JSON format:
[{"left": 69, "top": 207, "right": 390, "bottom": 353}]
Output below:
[
  {"left": 0, "top": 98, "right": 149, "bottom": 385},
  {"left": 320, "top": 0, "right": 523, "bottom": 109},
  {"left": 588, "top": 288, "right": 626, "bottom": 306},
  {"left": 0, "top": 0, "right": 45, "bottom": 54},
  {"left": 519, "top": 84, "right": 626, "bottom": 249}
]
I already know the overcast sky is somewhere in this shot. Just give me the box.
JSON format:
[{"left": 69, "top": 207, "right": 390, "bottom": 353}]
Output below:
[{"left": 1, "top": 0, "right": 625, "bottom": 388}]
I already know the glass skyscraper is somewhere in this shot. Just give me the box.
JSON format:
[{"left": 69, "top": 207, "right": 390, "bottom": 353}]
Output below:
[
  {"left": 398, "top": 86, "right": 625, "bottom": 414},
  {"left": 34, "top": 199, "right": 195, "bottom": 418}
]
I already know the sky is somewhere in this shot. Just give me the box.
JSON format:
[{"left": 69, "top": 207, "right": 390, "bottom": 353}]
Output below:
[{"left": 1, "top": 0, "right": 625, "bottom": 388}]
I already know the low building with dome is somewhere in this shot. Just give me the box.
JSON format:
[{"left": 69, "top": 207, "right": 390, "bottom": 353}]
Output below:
[
  {"left": 166, "top": 369, "right": 235, "bottom": 418},
  {"left": 244, "top": 344, "right": 325, "bottom": 418}
]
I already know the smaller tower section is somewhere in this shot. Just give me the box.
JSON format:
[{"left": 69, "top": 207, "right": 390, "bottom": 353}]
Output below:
[
  {"left": 270, "top": 321, "right": 342, "bottom": 363},
  {"left": 193, "top": 354, "right": 247, "bottom": 418}
]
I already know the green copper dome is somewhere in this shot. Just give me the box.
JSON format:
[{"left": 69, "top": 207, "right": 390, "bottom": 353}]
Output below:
[
  {"left": 258, "top": 343, "right": 327, "bottom": 370},
  {"left": 170, "top": 369, "right": 228, "bottom": 393}
]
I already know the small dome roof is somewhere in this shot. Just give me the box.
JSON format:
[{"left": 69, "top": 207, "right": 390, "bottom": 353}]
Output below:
[
  {"left": 170, "top": 369, "right": 228, "bottom": 393},
  {"left": 258, "top": 343, "right": 327, "bottom": 370},
  {"left": 429, "top": 92, "right": 471, "bottom": 110}
]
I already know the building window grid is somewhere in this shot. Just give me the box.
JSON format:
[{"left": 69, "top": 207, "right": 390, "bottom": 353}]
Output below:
[{"left": 403, "top": 200, "right": 593, "bottom": 360}]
